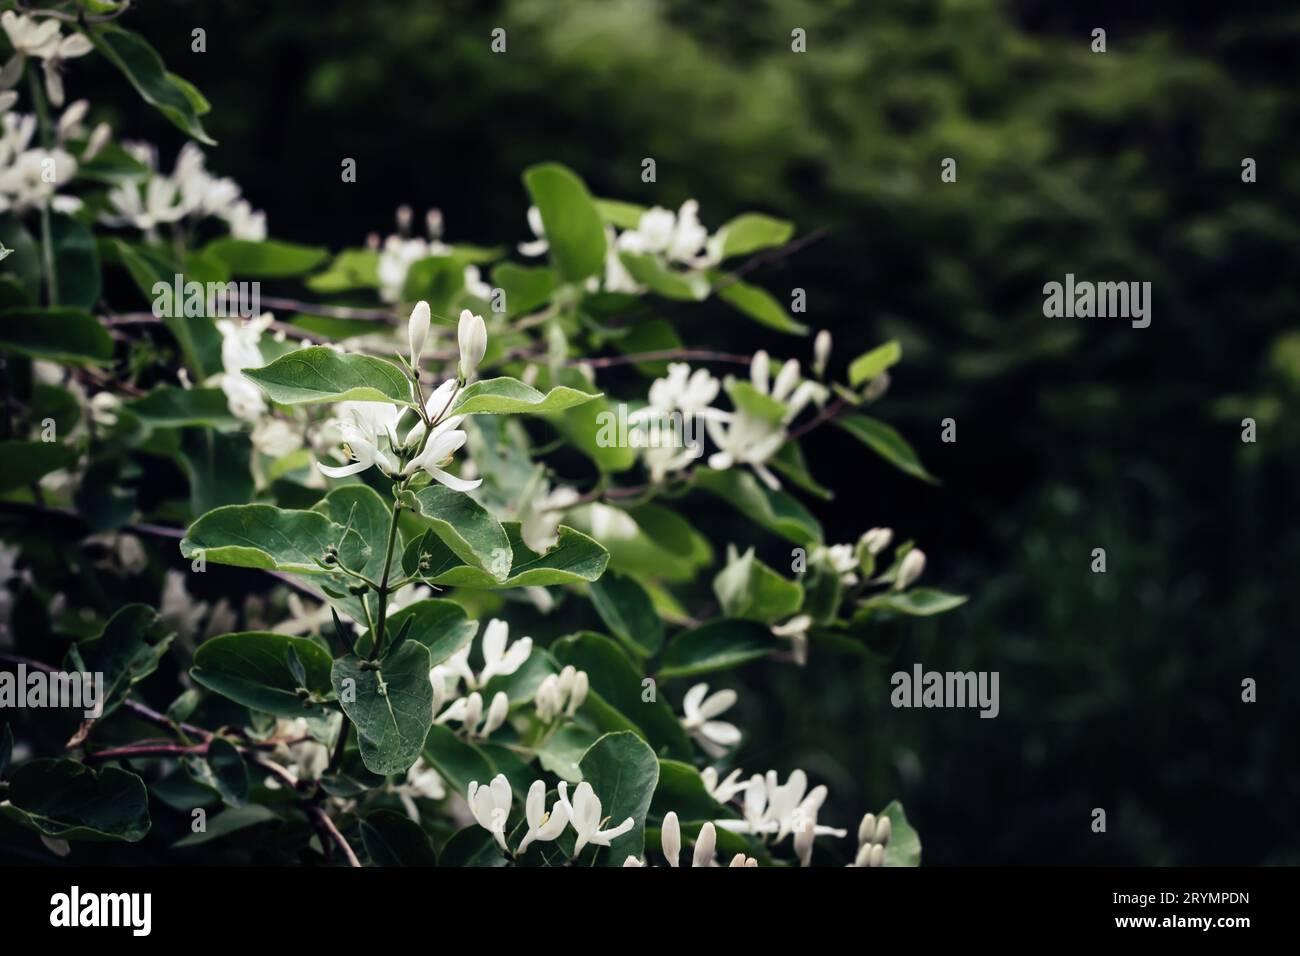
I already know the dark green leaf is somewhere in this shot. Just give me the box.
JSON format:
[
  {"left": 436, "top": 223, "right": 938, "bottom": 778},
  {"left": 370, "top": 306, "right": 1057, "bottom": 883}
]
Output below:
[
  {"left": 191, "top": 631, "right": 334, "bottom": 717},
  {"left": 579, "top": 731, "right": 660, "bottom": 866},
  {"left": 332, "top": 642, "right": 434, "bottom": 775},
  {"left": 1, "top": 760, "right": 150, "bottom": 842}
]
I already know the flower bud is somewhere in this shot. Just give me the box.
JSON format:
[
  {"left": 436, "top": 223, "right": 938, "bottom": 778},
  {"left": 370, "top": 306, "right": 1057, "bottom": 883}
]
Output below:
[
  {"left": 662, "top": 811, "right": 681, "bottom": 867},
  {"left": 458, "top": 309, "right": 488, "bottom": 380},
  {"left": 858, "top": 813, "right": 877, "bottom": 847},
  {"left": 566, "top": 670, "right": 589, "bottom": 716},
  {"left": 874, "top": 816, "right": 892, "bottom": 847},
  {"left": 693, "top": 821, "right": 717, "bottom": 868},
  {"left": 408, "top": 300, "right": 431, "bottom": 368},
  {"left": 894, "top": 548, "right": 926, "bottom": 591},
  {"left": 482, "top": 691, "right": 509, "bottom": 736},
  {"left": 860, "top": 527, "right": 893, "bottom": 556},
  {"left": 813, "top": 329, "right": 832, "bottom": 378}
]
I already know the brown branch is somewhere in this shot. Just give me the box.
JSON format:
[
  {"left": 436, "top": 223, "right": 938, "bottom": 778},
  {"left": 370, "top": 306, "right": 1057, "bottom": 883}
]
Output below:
[{"left": 309, "top": 805, "right": 361, "bottom": 867}]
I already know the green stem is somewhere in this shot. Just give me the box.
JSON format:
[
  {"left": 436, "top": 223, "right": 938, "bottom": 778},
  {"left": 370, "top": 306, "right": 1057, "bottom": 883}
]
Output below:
[{"left": 369, "top": 494, "right": 404, "bottom": 660}]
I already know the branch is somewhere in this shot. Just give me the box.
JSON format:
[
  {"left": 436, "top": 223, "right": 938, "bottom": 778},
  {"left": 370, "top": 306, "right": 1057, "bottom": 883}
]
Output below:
[{"left": 309, "top": 805, "right": 361, "bottom": 867}]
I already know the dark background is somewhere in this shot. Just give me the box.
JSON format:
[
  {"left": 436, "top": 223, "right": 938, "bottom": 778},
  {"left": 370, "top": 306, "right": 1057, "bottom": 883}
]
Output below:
[{"left": 65, "top": 0, "right": 1300, "bottom": 864}]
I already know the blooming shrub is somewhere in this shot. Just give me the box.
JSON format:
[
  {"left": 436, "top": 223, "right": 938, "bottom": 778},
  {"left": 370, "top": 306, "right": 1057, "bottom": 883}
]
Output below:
[{"left": 0, "top": 2, "right": 962, "bottom": 867}]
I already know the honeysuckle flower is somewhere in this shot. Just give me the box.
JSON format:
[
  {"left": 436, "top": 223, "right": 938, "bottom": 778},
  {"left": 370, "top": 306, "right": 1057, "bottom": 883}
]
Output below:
[
  {"left": 477, "top": 618, "right": 533, "bottom": 685},
  {"left": 250, "top": 418, "right": 302, "bottom": 458},
  {"left": 859, "top": 527, "right": 893, "bottom": 556},
  {"left": 1, "top": 12, "right": 61, "bottom": 59},
  {"left": 851, "top": 812, "right": 891, "bottom": 867},
  {"left": 534, "top": 665, "right": 588, "bottom": 721},
  {"left": 747, "top": 350, "right": 828, "bottom": 424},
  {"left": 481, "top": 690, "right": 509, "bottom": 737},
  {"left": 771, "top": 614, "right": 813, "bottom": 666},
  {"left": 819, "top": 543, "right": 860, "bottom": 586},
  {"left": 662, "top": 811, "right": 681, "bottom": 867},
  {"left": 701, "top": 766, "right": 754, "bottom": 804},
  {"left": 436, "top": 690, "right": 483, "bottom": 731},
  {"left": 617, "top": 200, "right": 722, "bottom": 269},
  {"left": 632, "top": 362, "right": 729, "bottom": 427},
  {"left": 224, "top": 198, "right": 266, "bottom": 241},
  {"left": 457, "top": 309, "right": 487, "bottom": 380},
  {"left": 717, "top": 770, "right": 847, "bottom": 847},
  {"left": 467, "top": 774, "right": 512, "bottom": 851},
  {"left": 393, "top": 759, "right": 446, "bottom": 822},
  {"left": 680, "top": 683, "right": 741, "bottom": 758},
  {"left": 729, "top": 853, "right": 759, "bottom": 867},
  {"left": 102, "top": 176, "right": 187, "bottom": 232},
  {"left": 407, "top": 300, "right": 431, "bottom": 368},
  {"left": 693, "top": 821, "right": 717, "bottom": 867},
  {"left": 558, "top": 781, "right": 634, "bottom": 857},
  {"left": 317, "top": 401, "right": 401, "bottom": 478},
  {"left": 518, "top": 205, "right": 548, "bottom": 257},
  {"left": 515, "top": 779, "right": 571, "bottom": 854},
  {"left": 263, "top": 717, "right": 330, "bottom": 789},
  {"left": 158, "top": 569, "right": 209, "bottom": 642},
  {"left": 622, "top": 856, "right": 644, "bottom": 867},
  {"left": 705, "top": 410, "right": 785, "bottom": 490},
  {"left": 518, "top": 475, "right": 580, "bottom": 554},
  {"left": 895, "top": 548, "right": 926, "bottom": 590},
  {"left": 463, "top": 264, "right": 493, "bottom": 300},
  {"left": 813, "top": 329, "right": 832, "bottom": 378},
  {"left": 0, "top": 144, "right": 78, "bottom": 213}
]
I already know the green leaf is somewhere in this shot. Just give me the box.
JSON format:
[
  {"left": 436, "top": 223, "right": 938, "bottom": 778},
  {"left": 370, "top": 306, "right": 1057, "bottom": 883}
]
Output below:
[
  {"left": 360, "top": 810, "right": 438, "bottom": 866},
  {"left": 450, "top": 376, "right": 601, "bottom": 416},
  {"left": 589, "top": 570, "right": 664, "bottom": 657},
  {"left": 848, "top": 340, "right": 903, "bottom": 387},
  {"left": 859, "top": 587, "right": 967, "bottom": 616},
  {"left": 619, "top": 252, "right": 709, "bottom": 301},
  {"left": 70, "top": 604, "right": 174, "bottom": 718},
  {"left": 0, "top": 440, "right": 79, "bottom": 493},
  {"left": 403, "top": 522, "right": 608, "bottom": 589},
  {"left": 202, "top": 239, "right": 330, "bottom": 278},
  {"left": 180, "top": 503, "right": 360, "bottom": 573},
  {"left": 595, "top": 198, "right": 646, "bottom": 230},
  {"left": 0, "top": 214, "right": 40, "bottom": 302},
  {"left": 178, "top": 428, "right": 254, "bottom": 515},
  {"left": 552, "top": 632, "right": 692, "bottom": 758},
  {"left": 400, "top": 256, "right": 463, "bottom": 312},
  {"left": 244, "top": 346, "right": 413, "bottom": 406},
  {"left": 715, "top": 278, "right": 808, "bottom": 334},
  {"left": 769, "top": 441, "right": 833, "bottom": 500},
  {"left": 1, "top": 761, "right": 150, "bottom": 842},
  {"left": 833, "top": 414, "right": 937, "bottom": 483},
  {"left": 332, "top": 643, "right": 434, "bottom": 775},
  {"left": 694, "top": 468, "right": 823, "bottom": 545},
  {"left": 305, "top": 248, "right": 379, "bottom": 293},
  {"left": 51, "top": 214, "right": 101, "bottom": 309},
  {"left": 439, "top": 825, "right": 508, "bottom": 867},
  {"left": 726, "top": 379, "right": 788, "bottom": 425},
  {"left": 125, "top": 387, "right": 237, "bottom": 428},
  {"left": 313, "top": 484, "right": 393, "bottom": 583},
  {"left": 523, "top": 163, "right": 606, "bottom": 282},
  {"left": 191, "top": 631, "right": 335, "bottom": 717},
  {"left": 658, "top": 619, "right": 782, "bottom": 679},
  {"left": 359, "top": 599, "right": 477, "bottom": 664},
  {"left": 718, "top": 213, "right": 794, "bottom": 259},
  {"left": 578, "top": 731, "right": 660, "bottom": 866},
  {"left": 0, "top": 306, "right": 112, "bottom": 364},
  {"left": 490, "top": 263, "right": 555, "bottom": 318},
  {"left": 880, "top": 800, "right": 922, "bottom": 866},
  {"left": 421, "top": 723, "right": 495, "bottom": 798},
  {"left": 406, "top": 484, "right": 512, "bottom": 583},
  {"left": 183, "top": 737, "right": 249, "bottom": 808},
  {"left": 89, "top": 24, "right": 214, "bottom": 144},
  {"left": 111, "top": 240, "right": 222, "bottom": 378},
  {"left": 650, "top": 759, "right": 729, "bottom": 822},
  {"left": 713, "top": 548, "right": 804, "bottom": 624}
]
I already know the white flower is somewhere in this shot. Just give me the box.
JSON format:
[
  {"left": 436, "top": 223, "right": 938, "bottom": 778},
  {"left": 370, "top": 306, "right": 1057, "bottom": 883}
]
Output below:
[
  {"left": 622, "top": 856, "right": 644, "bottom": 867},
  {"left": 436, "top": 690, "right": 508, "bottom": 739},
  {"left": 680, "top": 683, "right": 741, "bottom": 758},
  {"left": 263, "top": 718, "right": 331, "bottom": 789},
  {"left": 401, "top": 414, "right": 482, "bottom": 492},
  {"left": 771, "top": 614, "right": 813, "bottom": 666},
  {"left": 859, "top": 527, "right": 893, "bottom": 556},
  {"left": 516, "top": 779, "right": 571, "bottom": 854},
  {"left": 0, "top": 145, "right": 78, "bottom": 213},
  {"left": 533, "top": 665, "right": 588, "bottom": 721},
  {"left": 518, "top": 205, "right": 548, "bottom": 257},
  {"left": 394, "top": 759, "right": 445, "bottom": 822},
  {"left": 616, "top": 200, "right": 721, "bottom": 270},
  {"left": 518, "top": 473, "right": 580, "bottom": 555},
  {"left": 407, "top": 300, "right": 431, "bottom": 368},
  {"left": 457, "top": 309, "right": 487, "bottom": 380},
  {"left": 895, "top": 548, "right": 926, "bottom": 590},
  {"left": 463, "top": 264, "right": 493, "bottom": 300},
  {"left": 386, "top": 582, "right": 431, "bottom": 618},
  {"left": 701, "top": 766, "right": 754, "bottom": 804},
  {"left": 467, "top": 774, "right": 512, "bottom": 851},
  {"left": 813, "top": 329, "right": 832, "bottom": 378},
  {"left": 819, "top": 543, "right": 860, "bottom": 586},
  {"left": 158, "top": 570, "right": 209, "bottom": 641},
  {"left": 224, "top": 199, "right": 266, "bottom": 241},
  {"left": 729, "top": 853, "right": 759, "bottom": 868},
  {"left": 852, "top": 813, "right": 891, "bottom": 867},
  {"left": 316, "top": 401, "right": 401, "bottom": 479},
  {"left": 101, "top": 176, "right": 187, "bottom": 232},
  {"left": 634, "top": 362, "right": 727, "bottom": 426},
  {"left": 477, "top": 618, "right": 532, "bottom": 685},
  {"left": 250, "top": 418, "right": 302, "bottom": 458},
  {"left": 661, "top": 811, "right": 681, "bottom": 867},
  {"left": 716, "top": 769, "right": 847, "bottom": 847},
  {"left": 558, "top": 781, "right": 634, "bottom": 857},
  {"left": 693, "top": 821, "right": 717, "bottom": 867},
  {"left": 2, "top": 13, "right": 62, "bottom": 59},
  {"left": 747, "top": 350, "right": 827, "bottom": 424}
]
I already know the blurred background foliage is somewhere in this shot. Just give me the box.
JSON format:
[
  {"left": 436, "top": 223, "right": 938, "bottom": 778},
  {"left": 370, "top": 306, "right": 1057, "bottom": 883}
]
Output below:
[{"left": 68, "top": 0, "right": 1299, "bottom": 863}]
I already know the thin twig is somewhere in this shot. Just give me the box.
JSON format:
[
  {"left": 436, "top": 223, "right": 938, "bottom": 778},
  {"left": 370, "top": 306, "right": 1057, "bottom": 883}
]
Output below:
[{"left": 309, "top": 805, "right": 361, "bottom": 867}]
